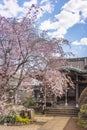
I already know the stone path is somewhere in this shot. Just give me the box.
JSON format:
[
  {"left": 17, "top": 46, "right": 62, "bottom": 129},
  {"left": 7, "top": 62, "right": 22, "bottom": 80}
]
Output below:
[
  {"left": 35, "top": 115, "right": 54, "bottom": 123},
  {"left": 38, "top": 116, "right": 70, "bottom": 130},
  {"left": 0, "top": 116, "right": 70, "bottom": 130}
]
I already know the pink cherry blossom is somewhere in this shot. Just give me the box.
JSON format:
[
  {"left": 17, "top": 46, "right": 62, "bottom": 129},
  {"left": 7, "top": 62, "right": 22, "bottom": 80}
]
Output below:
[{"left": 0, "top": 4, "right": 73, "bottom": 115}]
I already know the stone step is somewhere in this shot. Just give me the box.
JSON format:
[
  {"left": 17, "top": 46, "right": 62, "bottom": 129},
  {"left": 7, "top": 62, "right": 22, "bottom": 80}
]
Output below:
[{"left": 45, "top": 107, "right": 79, "bottom": 116}]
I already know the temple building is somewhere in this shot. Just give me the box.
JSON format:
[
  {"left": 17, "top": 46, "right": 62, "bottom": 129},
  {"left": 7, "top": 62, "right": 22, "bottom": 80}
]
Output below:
[
  {"left": 34, "top": 57, "right": 87, "bottom": 108},
  {"left": 59, "top": 57, "right": 87, "bottom": 107},
  {"left": 44, "top": 57, "right": 87, "bottom": 116}
]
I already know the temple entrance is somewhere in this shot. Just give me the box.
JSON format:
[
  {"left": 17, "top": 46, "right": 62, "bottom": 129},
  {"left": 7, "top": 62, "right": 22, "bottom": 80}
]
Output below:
[
  {"left": 57, "top": 87, "right": 76, "bottom": 106},
  {"left": 67, "top": 87, "right": 76, "bottom": 106},
  {"left": 56, "top": 84, "right": 87, "bottom": 107}
]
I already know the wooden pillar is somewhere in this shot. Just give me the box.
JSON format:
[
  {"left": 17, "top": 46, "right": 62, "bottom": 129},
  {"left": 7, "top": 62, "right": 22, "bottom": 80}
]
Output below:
[
  {"left": 44, "top": 85, "right": 46, "bottom": 107},
  {"left": 64, "top": 72, "right": 68, "bottom": 106},
  {"left": 76, "top": 74, "right": 79, "bottom": 107},
  {"left": 65, "top": 89, "right": 68, "bottom": 106}
]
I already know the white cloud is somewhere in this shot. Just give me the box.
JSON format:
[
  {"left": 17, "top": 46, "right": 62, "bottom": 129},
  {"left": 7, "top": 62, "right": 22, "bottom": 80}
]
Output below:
[
  {"left": 40, "top": 1, "right": 54, "bottom": 14},
  {"left": 62, "top": 0, "right": 87, "bottom": 22},
  {"left": 72, "top": 37, "right": 87, "bottom": 45},
  {"left": 37, "top": 0, "right": 54, "bottom": 19},
  {"left": 40, "top": 0, "right": 49, "bottom": 5},
  {"left": 40, "top": 19, "right": 57, "bottom": 30},
  {"left": 39, "top": 0, "right": 87, "bottom": 38},
  {"left": 0, "top": 0, "right": 43, "bottom": 19},
  {"left": 0, "top": 0, "right": 87, "bottom": 41},
  {"left": 39, "top": 10, "right": 80, "bottom": 38},
  {"left": 0, "top": 0, "right": 39, "bottom": 18},
  {"left": 0, "top": 0, "right": 23, "bottom": 17},
  {"left": 23, "top": 0, "right": 37, "bottom": 8},
  {"left": 0, "top": 0, "right": 54, "bottom": 20},
  {"left": 47, "top": 29, "right": 65, "bottom": 38},
  {"left": 39, "top": 20, "right": 67, "bottom": 38},
  {"left": 55, "top": 11, "right": 80, "bottom": 29}
]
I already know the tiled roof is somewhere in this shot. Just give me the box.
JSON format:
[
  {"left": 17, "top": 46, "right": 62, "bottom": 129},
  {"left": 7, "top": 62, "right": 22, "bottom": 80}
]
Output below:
[{"left": 59, "top": 66, "right": 87, "bottom": 74}]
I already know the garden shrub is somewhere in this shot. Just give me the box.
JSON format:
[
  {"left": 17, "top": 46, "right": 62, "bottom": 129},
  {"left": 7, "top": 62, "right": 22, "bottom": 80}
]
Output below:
[
  {"left": 28, "top": 99, "right": 36, "bottom": 106},
  {"left": 78, "top": 104, "right": 87, "bottom": 128},
  {"left": 78, "top": 119, "right": 87, "bottom": 128},
  {"left": 0, "top": 104, "right": 30, "bottom": 125},
  {"left": 80, "top": 104, "right": 87, "bottom": 114},
  {"left": 1, "top": 115, "right": 30, "bottom": 124},
  {"left": 79, "top": 87, "right": 87, "bottom": 106},
  {"left": 24, "top": 99, "right": 36, "bottom": 108},
  {"left": 4, "top": 116, "right": 16, "bottom": 124},
  {"left": 0, "top": 109, "right": 16, "bottom": 124},
  {"left": 16, "top": 115, "right": 29, "bottom": 124}
]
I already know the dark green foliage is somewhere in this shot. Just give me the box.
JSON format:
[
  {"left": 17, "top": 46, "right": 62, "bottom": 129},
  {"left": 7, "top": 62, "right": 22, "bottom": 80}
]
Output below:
[
  {"left": 0, "top": 115, "right": 16, "bottom": 124},
  {"left": 78, "top": 120, "right": 87, "bottom": 128},
  {"left": 78, "top": 88, "right": 87, "bottom": 128},
  {"left": 78, "top": 104, "right": 87, "bottom": 128},
  {"left": 4, "top": 116, "right": 16, "bottom": 124},
  {"left": 28, "top": 99, "right": 36, "bottom": 106},
  {"left": 24, "top": 99, "right": 36, "bottom": 107},
  {"left": 79, "top": 87, "right": 87, "bottom": 106}
]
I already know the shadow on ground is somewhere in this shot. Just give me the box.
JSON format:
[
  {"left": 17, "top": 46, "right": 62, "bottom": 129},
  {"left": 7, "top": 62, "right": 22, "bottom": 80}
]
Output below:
[{"left": 64, "top": 118, "right": 87, "bottom": 130}]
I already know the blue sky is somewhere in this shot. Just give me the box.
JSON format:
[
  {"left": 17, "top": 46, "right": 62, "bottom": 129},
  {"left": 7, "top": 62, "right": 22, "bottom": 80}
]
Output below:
[{"left": 0, "top": 0, "right": 87, "bottom": 58}]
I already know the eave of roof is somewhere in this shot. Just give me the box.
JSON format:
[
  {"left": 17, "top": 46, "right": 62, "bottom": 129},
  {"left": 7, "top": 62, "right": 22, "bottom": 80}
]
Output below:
[{"left": 59, "top": 66, "right": 87, "bottom": 74}]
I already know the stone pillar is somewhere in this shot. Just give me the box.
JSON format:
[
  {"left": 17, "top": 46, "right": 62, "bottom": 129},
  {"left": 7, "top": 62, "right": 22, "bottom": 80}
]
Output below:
[{"left": 76, "top": 74, "right": 79, "bottom": 108}]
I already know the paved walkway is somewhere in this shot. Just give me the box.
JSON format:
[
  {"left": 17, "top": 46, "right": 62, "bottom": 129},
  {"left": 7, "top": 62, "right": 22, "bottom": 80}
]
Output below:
[
  {"left": 0, "top": 116, "right": 70, "bottom": 130},
  {"left": 38, "top": 116, "right": 70, "bottom": 130},
  {"left": 35, "top": 115, "right": 54, "bottom": 123}
]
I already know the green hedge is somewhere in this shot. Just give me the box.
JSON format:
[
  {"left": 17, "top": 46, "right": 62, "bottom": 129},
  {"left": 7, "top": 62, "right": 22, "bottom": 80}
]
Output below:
[
  {"left": 78, "top": 104, "right": 87, "bottom": 128},
  {"left": 79, "top": 87, "right": 87, "bottom": 106}
]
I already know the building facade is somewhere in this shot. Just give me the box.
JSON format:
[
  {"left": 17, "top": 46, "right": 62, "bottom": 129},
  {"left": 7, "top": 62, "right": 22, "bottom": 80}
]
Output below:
[
  {"left": 33, "top": 57, "right": 87, "bottom": 108},
  {"left": 59, "top": 57, "right": 87, "bottom": 107}
]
